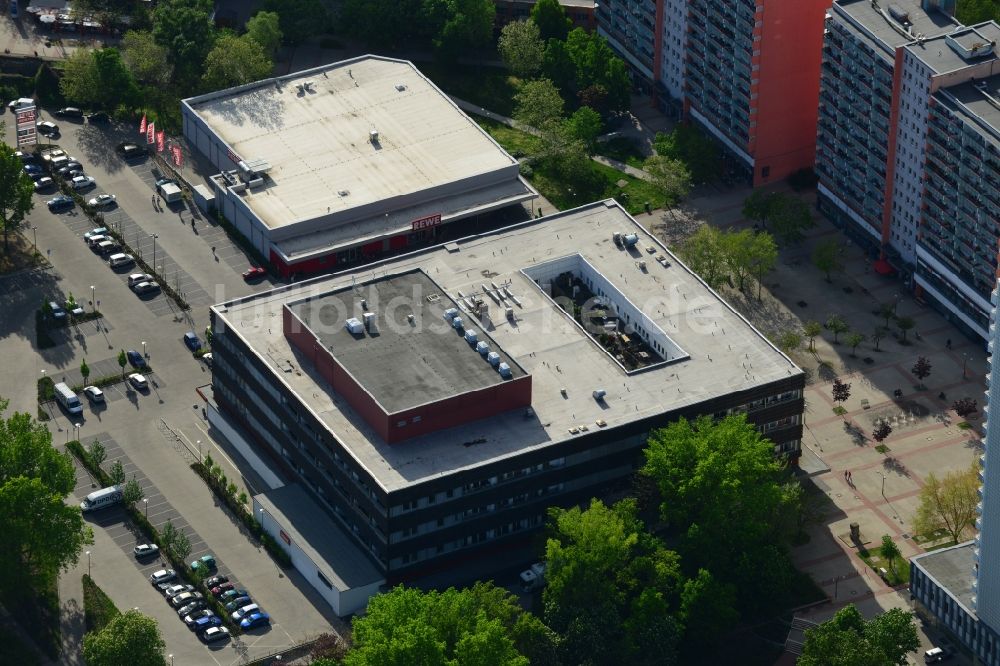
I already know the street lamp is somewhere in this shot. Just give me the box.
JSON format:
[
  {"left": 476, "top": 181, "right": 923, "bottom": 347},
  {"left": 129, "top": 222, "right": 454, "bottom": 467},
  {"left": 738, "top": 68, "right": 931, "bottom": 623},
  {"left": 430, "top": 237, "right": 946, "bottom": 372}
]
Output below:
[
  {"left": 90, "top": 285, "right": 95, "bottom": 308},
  {"left": 196, "top": 439, "right": 202, "bottom": 462},
  {"left": 142, "top": 341, "right": 147, "bottom": 358},
  {"left": 168, "top": 654, "right": 173, "bottom": 666},
  {"left": 74, "top": 423, "right": 82, "bottom": 443},
  {"left": 86, "top": 550, "right": 91, "bottom": 577},
  {"left": 143, "top": 498, "right": 148, "bottom": 519},
  {"left": 151, "top": 234, "right": 158, "bottom": 274},
  {"left": 31, "top": 225, "right": 37, "bottom": 251},
  {"left": 893, "top": 292, "right": 900, "bottom": 315}
]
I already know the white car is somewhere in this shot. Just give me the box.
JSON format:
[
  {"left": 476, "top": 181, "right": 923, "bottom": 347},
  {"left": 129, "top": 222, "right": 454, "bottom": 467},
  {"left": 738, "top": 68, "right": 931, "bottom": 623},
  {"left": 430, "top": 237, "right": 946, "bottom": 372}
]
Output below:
[
  {"left": 8, "top": 97, "right": 34, "bottom": 110},
  {"left": 36, "top": 120, "right": 58, "bottom": 134},
  {"left": 201, "top": 626, "right": 230, "bottom": 643},
  {"left": 149, "top": 569, "right": 176, "bottom": 585},
  {"left": 88, "top": 193, "right": 116, "bottom": 208},
  {"left": 83, "top": 386, "right": 104, "bottom": 403},
  {"left": 71, "top": 175, "right": 96, "bottom": 190},
  {"left": 133, "top": 281, "right": 160, "bottom": 295},
  {"left": 41, "top": 149, "right": 65, "bottom": 162},
  {"left": 33, "top": 177, "right": 54, "bottom": 191},
  {"left": 128, "top": 373, "right": 148, "bottom": 390},
  {"left": 202, "top": 352, "right": 213, "bottom": 367},
  {"left": 128, "top": 273, "right": 154, "bottom": 288}
]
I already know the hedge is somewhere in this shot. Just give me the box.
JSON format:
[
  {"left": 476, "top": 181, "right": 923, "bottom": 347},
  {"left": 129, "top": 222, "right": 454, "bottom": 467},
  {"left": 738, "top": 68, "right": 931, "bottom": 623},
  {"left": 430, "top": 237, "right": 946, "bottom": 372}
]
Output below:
[
  {"left": 82, "top": 574, "right": 120, "bottom": 633},
  {"left": 191, "top": 461, "right": 292, "bottom": 569}
]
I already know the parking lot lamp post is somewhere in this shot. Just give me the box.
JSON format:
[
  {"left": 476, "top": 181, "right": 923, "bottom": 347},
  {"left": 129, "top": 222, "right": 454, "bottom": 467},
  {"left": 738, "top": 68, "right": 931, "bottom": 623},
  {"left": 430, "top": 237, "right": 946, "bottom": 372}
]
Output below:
[
  {"left": 90, "top": 285, "right": 95, "bottom": 308},
  {"left": 86, "top": 551, "right": 90, "bottom": 577},
  {"left": 31, "top": 226, "right": 37, "bottom": 251},
  {"left": 168, "top": 654, "right": 173, "bottom": 666},
  {"left": 143, "top": 498, "right": 148, "bottom": 519},
  {"left": 152, "top": 234, "right": 158, "bottom": 273},
  {"left": 196, "top": 440, "right": 202, "bottom": 463},
  {"left": 142, "top": 341, "right": 147, "bottom": 358},
  {"left": 74, "top": 423, "right": 81, "bottom": 442}
]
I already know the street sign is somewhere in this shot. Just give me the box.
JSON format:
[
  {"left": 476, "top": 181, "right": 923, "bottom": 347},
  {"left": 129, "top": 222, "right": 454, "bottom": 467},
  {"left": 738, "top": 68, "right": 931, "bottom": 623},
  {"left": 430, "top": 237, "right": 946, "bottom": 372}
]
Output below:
[{"left": 15, "top": 105, "right": 37, "bottom": 148}]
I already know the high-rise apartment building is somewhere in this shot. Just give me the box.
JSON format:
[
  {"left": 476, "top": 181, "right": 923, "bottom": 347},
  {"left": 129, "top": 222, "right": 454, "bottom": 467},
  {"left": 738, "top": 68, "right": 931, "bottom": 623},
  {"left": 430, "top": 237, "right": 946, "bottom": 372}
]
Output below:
[
  {"left": 598, "top": 0, "right": 830, "bottom": 185},
  {"left": 816, "top": 0, "right": 1000, "bottom": 340}
]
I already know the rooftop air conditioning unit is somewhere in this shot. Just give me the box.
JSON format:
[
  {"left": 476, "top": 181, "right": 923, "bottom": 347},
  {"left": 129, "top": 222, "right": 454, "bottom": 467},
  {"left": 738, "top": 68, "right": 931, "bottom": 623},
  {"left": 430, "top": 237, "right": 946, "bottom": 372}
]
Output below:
[
  {"left": 498, "top": 363, "right": 512, "bottom": 379},
  {"left": 370, "top": 129, "right": 380, "bottom": 143},
  {"left": 345, "top": 317, "right": 364, "bottom": 335},
  {"left": 303, "top": 80, "right": 315, "bottom": 90}
]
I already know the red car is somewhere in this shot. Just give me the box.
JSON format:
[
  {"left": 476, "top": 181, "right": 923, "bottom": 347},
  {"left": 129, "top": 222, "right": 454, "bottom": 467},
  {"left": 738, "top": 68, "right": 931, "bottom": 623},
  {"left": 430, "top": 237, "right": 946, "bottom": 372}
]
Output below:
[
  {"left": 242, "top": 267, "right": 266, "bottom": 281},
  {"left": 211, "top": 582, "right": 235, "bottom": 597}
]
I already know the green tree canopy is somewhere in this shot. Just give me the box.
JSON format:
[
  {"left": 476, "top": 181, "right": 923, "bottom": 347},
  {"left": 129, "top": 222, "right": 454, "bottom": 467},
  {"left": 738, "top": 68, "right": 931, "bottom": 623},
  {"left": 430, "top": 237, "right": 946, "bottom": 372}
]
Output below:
[
  {"left": 956, "top": 0, "right": 999, "bottom": 24},
  {"left": 812, "top": 238, "right": 842, "bottom": 281},
  {"left": 0, "top": 143, "right": 35, "bottom": 253},
  {"left": 344, "top": 582, "right": 552, "bottom": 666},
  {"left": 563, "top": 106, "right": 603, "bottom": 150},
  {"left": 544, "top": 498, "right": 682, "bottom": 666},
  {"left": 498, "top": 20, "right": 544, "bottom": 78},
  {"left": 153, "top": 0, "right": 217, "bottom": 85},
  {"left": 541, "top": 39, "right": 576, "bottom": 94},
  {"left": 914, "top": 463, "right": 979, "bottom": 544},
  {"left": 643, "top": 155, "right": 691, "bottom": 208},
  {"left": 530, "top": 0, "right": 571, "bottom": 41},
  {"left": 654, "top": 125, "right": 720, "bottom": 183},
  {"left": 769, "top": 194, "right": 814, "bottom": 243},
  {"left": 202, "top": 35, "right": 274, "bottom": 91},
  {"left": 799, "top": 605, "right": 919, "bottom": 666},
  {"left": 262, "top": 0, "right": 329, "bottom": 46},
  {"left": 679, "top": 225, "right": 728, "bottom": 290},
  {"left": 433, "top": 0, "right": 496, "bottom": 61},
  {"left": 246, "top": 11, "right": 283, "bottom": 56},
  {"left": 564, "top": 29, "right": 630, "bottom": 114},
  {"left": 514, "top": 78, "right": 565, "bottom": 130},
  {"left": 82, "top": 609, "right": 167, "bottom": 666},
  {"left": 722, "top": 228, "right": 777, "bottom": 292},
  {"left": 121, "top": 31, "right": 172, "bottom": 86}
]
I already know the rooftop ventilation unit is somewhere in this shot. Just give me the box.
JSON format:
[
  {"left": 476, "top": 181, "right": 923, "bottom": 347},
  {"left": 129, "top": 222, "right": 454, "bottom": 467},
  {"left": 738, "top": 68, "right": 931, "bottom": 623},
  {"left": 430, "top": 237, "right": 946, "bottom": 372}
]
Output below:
[
  {"left": 593, "top": 389, "right": 607, "bottom": 401},
  {"left": 887, "top": 3, "right": 909, "bottom": 24},
  {"left": 303, "top": 80, "right": 315, "bottom": 91},
  {"left": 363, "top": 312, "right": 376, "bottom": 332},
  {"left": 395, "top": 83, "right": 406, "bottom": 91},
  {"left": 443, "top": 307, "right": 459, "bottom": 321},
  {"left": 487, "top": 351, "right": 501, "bottom": 367},
  {"left": 623, "top": 233, "right": 639, "bottom": 247},
  {"left": 464, "top": 330, "right": 478, "bottom": 344},
  {"left": 476, "top": 341, "right": 490, "bottom": 355},
  {"left": 498, "top": 362, "right": 512, "bottom": 379},
  {"left": 337, "top": 189, "right": 349, "bottom": 197},
  {"left": 370, "top": 129, "right": 380, "bottom": 144},
  {"left": 345, "top": 317, "right": 364, "bottom": 335},
  {"left": 452, "top": 316, "right": 464, "bottom": 330}
]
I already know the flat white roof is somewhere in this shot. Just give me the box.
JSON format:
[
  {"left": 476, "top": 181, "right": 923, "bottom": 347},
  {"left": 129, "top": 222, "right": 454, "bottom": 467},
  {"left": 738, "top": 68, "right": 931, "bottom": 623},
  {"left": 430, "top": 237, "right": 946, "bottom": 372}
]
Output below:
[
  {"left": 185, "top": 56, "right": 520, "bottom": 231},
  {"left": 215, "top": 201, "right": 802, "bottom": 492}
]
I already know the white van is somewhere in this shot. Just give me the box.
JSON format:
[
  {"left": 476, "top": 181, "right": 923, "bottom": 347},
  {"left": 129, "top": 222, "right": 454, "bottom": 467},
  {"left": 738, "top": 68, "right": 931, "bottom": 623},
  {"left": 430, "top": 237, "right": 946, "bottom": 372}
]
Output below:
[
  {"left": 54, "top": 382, "right": 83, "bottom": 415},
  {"left": 108, "top": 253, "right": 134, "bottom": 268},
  {"left": 80, "top": 486, "right": 123, "bottom": 512}
]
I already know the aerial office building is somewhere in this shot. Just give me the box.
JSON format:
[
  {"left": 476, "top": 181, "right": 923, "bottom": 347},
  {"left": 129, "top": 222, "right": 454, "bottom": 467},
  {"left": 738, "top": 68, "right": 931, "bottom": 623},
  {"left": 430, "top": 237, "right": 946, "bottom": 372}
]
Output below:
[
  {"left": 181, "top": 55, "right": 535, "bottom": 279},
  {"left": 816, "top": 0, "right": 1000, "bottom": 339},
  {"left": 598, "top": 0, "right": 830, "bottom": 185},
  {"left": 207, "top": 201, "right": 804, "bottom": 612}
]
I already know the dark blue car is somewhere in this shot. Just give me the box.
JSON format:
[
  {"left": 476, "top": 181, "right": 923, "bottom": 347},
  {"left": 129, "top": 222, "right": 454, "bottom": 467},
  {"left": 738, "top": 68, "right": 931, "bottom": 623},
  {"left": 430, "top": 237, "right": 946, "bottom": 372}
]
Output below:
[
  {"left": 240, "top": 612, "right": 270, "bottom": 630},
  {"left": 46, "top": 195, "right": 74, "bottom": 212},
  {"left": 126, "top": 349, "right": 146, "bottom": 368},
  {"left": 23, "top": 164, "right": 42, "bottom": 174},
  {"left": 193, "top": 615, "right": 222, "bottom": 632},
  {"left": 183, "top": 331, "right": 201, "bottom": 351}
]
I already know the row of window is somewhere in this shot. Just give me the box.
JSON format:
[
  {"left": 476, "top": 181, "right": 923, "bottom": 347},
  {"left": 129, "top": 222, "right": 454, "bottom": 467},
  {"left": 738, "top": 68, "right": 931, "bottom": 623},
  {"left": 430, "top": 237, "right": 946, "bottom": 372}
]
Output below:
[{"left": 392, "top": 514, "right": 547, "bottom": 568}]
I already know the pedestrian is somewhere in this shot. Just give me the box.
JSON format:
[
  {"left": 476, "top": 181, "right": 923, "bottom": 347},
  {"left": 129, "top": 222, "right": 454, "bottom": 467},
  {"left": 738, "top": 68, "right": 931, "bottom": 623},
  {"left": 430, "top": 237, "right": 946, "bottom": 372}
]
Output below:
[
  {"left": 946, "top": 338, "right": 952, "bottom": 349},
  {"left": 848, "top": 471, "right": 853, "bottom": 484},
  {"left": 844, "top": 470, "right": 848, "bottom": 482}
]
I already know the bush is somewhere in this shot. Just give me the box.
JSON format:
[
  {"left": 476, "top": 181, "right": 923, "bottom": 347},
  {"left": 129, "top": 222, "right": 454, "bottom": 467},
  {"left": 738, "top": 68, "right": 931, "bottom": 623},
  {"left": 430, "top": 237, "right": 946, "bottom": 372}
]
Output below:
[
  {"left": 82, "top": 574, "right": 120, "bottom": 632},
  {"left": 37, "top": 376, "right": 55, "bottom": 402}
]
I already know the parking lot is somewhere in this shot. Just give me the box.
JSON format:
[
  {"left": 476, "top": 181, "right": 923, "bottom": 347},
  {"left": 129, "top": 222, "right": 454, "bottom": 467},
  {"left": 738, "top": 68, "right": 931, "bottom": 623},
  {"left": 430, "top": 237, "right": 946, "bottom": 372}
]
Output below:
[{"left": 2, "top": 112, "right": 340, "bottom": 662}]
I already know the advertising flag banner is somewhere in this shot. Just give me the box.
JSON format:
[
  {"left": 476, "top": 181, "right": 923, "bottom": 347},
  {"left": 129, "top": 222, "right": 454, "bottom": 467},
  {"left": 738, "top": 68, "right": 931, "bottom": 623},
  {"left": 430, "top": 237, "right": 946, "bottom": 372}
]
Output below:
[
  {"left": 172, "top": 145, "right": 183, "bottom": 167},
  {"left": 139, "top": 114, "right": 147, "bottom": 134},
  {"left": 146, "top": 121, "right": 155, "bottom": 144},
  {"left": 156, "top": 130, "right": 165, "bottom": 152}
]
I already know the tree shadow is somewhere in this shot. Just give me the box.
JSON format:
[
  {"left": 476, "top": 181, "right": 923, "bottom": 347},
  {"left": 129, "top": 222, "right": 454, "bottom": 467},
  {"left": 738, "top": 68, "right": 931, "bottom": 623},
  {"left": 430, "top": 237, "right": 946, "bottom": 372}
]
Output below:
[
  {"left": 882, "top": 456, "right": 909, "bottom": 477},
  {"left": 843, "top": 421, "right": 867, "bottom": 446}
]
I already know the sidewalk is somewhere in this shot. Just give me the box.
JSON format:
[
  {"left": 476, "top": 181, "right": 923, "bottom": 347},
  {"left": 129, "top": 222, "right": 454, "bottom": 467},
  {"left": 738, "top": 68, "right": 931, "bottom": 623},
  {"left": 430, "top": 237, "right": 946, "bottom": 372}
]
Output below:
[{"left": 56, "top": 562, "right": 85, "bottom": 666}]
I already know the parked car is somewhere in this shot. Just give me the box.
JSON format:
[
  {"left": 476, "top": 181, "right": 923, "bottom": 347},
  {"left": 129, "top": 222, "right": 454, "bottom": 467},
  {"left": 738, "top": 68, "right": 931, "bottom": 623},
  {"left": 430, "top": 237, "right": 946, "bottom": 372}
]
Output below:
[
  {"left": 183, "top": 609, "right": 215, "bottom": 628},
  {"left": 57, "top": 162, "right": 83, "bottom": 176},
  {"left": 191, "top": 555, "right": 216, "bottom": 572},
  {"left": 27, "top": 172, "right": 47, "bottom": 182},
  {"left": 192, "top": 615, "right": 223, "bottom": 632},
  {"left": 219, "top": 588, "right": 248, "bottom": 601},
  {"left": 83, "top": 386, "right": 104, "bottom": 404},
  {"left": 47, "top": 301, "right": 66, "bottom": 320},
  {"left": 46, "top": 194, "right": 73, "bottom": 211},
  {"left": 128, "top": 373, "right": 148, "bottom": 390},
  {"left": 149, "top": 569, "right": 176, "bottom": 585},
  {"left": 41, "top": 149, "right": 65, "bottom": 162},
  {"left": 230, "top": 602, "right": 257, "bottom": 619},
  {"left": 183, "top": 331, "right": 201, "bottom": 351},
  {"left": 86, "top": 111, "right": 110, "bottom": 123},
  {"left": 242, "top": 266, "right": 267, "bottom": 281},
  {"left": 163, "top": 584, "right": 194, "bottom": 599},
  {"left": 116, "top": 142, "right": 143, "bottom": 159},
  {"left": 34, "top": 177, "right": 55, "bottom": 191},
  {"left": 14, "top": 150, "right": 35, "bottom": 162},
  {"left": 128, "top": 273, "right": 154, "bottom": 289},
  {"left": 154, "top": 582, "right": 174, "bottom": 594},
  {"left": 134, "top": 281, "right": 160, "bottom": 295},
  {"left": 133, "top": 543, "right": 158, "bottom": 558},
  {"left": 88, "top": 193, "right": 116, "bottom": 208},
  {"left": 36, "top": 120, "right": 59, "bottom": 135},
  {"left": 126, "top": 349, "right": 146, "bottom": 368},
  {"left": 205, "top": 575, "right": 229, "bottom": 588},
  {"left": 170, "top": 591, "right": 204, "bottom": 608},
  {"left": 177, "top": 600, "right": 207, "bottom": 617},
  {"left": 202, "top": 352, "right": 213, "bottom": 367},
  {"left": 7, "top": 97, "right": 34, "bottom": 110},
  {"left": 23, "top": 164, "right": 42, "bottom": 175},
  {"left": 83, "top": 227, "right": 108, "bottom": 242},
  {"left": 55, "top": 107, "right": 84, "bottom": 118},
  {"left": 211, "top": 582, "right": 235, "bottom": 597},
  {"left": 240, "top": 612, "right": 270, "bottom": 630},
  {"left": 71, "top": 175, "right": 96, "bottom": 190},
  {"left": 225, "top": 597, "right": 253, "bottom": 613},
  {"left": 200, "top": 626, "right": 230, "bottom": 643}
]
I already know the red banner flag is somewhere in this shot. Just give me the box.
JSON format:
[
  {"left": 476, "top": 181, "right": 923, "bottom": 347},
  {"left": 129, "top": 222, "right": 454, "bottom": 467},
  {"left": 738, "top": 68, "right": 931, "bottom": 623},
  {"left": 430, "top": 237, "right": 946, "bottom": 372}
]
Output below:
[
  {"left": 139, "top": 114, "right": 147, "bottom": 134},
  {"left": 172, "top": 145, "right": 183, "bottom": 167},
  {"left": 156, "top": 130, "right": 165, "bottom": 152},
  {"left": 146, "top": 121, "right": 155, "bottom": 145}
]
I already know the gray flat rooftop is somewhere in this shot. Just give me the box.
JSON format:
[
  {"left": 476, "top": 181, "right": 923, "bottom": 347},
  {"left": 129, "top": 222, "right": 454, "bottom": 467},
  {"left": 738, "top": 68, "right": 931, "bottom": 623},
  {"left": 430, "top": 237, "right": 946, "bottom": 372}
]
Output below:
[
  {"left": 907, "top": 23, "right": 1000, "bottom": 74},
  {"left": 835, "top": 0, "right": 955, "bottom": 50},
  {"left": 184, "top": 55, "right": 519, "bottom": 230},
  {"left": 912, "top": 541, "right": 976, "bottom": 613},
  {"left": 937, "top": 74, "right": 1000, "bottom": 149},
  {"left": 255, "top": 484, "right": 383, "bottom": 589},
  {"left": 286, "top": 270, "right": 524, "bottom": 414},
  {"left": 215, "top": 200, "right": 802, "bottom": 492}
]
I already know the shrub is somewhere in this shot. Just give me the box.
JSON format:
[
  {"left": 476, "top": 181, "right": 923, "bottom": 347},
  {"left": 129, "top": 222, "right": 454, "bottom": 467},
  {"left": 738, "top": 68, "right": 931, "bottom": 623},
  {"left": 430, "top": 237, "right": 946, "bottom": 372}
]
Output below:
[{"left": 82, "top": 575, "right": 120, "bottom": 633}]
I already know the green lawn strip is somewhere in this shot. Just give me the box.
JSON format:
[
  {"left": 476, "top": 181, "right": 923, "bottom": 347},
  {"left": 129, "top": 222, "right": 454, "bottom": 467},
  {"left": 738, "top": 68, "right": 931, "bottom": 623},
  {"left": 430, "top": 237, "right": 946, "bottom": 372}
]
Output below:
[
  {"left": 82, "top": 574, "right": 120, "bottom": 633},
  {"left": 530, "top": 160, "right": 664, "bottom": 216},
  {"left": 857, "top": 550, "right": 910, "bottom": 586},
  {"left": 420, "top": 63, "right": 520, "bottom": 118},
  {"left": 594, "top": 136, "right": 647, "bottom": 169},
  {"left": 474, "top": 117, "right": 541, "bottom": 157}
]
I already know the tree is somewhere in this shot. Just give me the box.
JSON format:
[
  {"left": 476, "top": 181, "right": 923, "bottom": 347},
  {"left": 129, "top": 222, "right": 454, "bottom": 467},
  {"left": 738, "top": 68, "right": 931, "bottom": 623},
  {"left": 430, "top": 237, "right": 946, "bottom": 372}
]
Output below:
[
  {"left": 799, "top": 605, "right": 918, "bottom": 666},
  {"left": 88, "top": 440, "right": 106, "bottom": 468},
  {"left": 952, "top": 398, "right": 978, "bottom": 419},
  {"left": 897, "top": 316, "right": 915, "bottom": 342},
  {"left": 122, "top": 475, "right": 144, "bottom": 509},
  {"left": 741, "top": 188, "right": 774, "bottom": 227},
  {"left": 262, "top": 0, "right": 328, "bottom": 46},
  {"left": 542, "top": 39, "right": 576, "bottom": 95},
  {"left": 845, "top": 332, "right": 866, "bottom": 357},
  {"left": 911, "top": 356, "right": 932, "bottom": 388},
  {"left": 0, "top": 144, "right": 35, "bottom": 253},
  {"left": 956, "top": 0, "right": 999, "bottom": 25},
  {"left": 543, "top": 499, "right": 681, "bottom": 665},
  {"left": 872, "top": 326, "right": 887, "bottom": 352},
  {"left": 769, "top": 194, "right": 814, "bottom": 243},
  {"left": 679, "top": 225, "right": 727, "bottom": 290},
  {"left": 878, "top": 302, "right": 896, "bottom": 328},
  {"left": 202, "top": 35, "right": 274, "bottom": 91},
  {"left": 643, "top": 155, "right": 691, "bottom": 208},
  {"left": 879, "top": 535, "right": 901, "bottom": 575},
  {"left": 121, "top": 31, "right": 172, "bottom": 86},
  {"left": 778, "top": 331, "right": 802, "bottom": 353},
  {"left": 245, "top": 10, "right": 283, "bottom": 56},
  {"left": 514, "top": 78, "right": 564, "bottom": 130},
  {"left": 825, "top": 314, "right": 849, "bottom": 344},
  {"left": 118, "top": 350, "right": 128, "bottom": 378},
  {"left": 82, "top": 609, "right": 167, "bottom": 666},
  {"left": 153, "top": 0, "right": 217, "bottom": 85},
  {"left": 804, "top": 320, "right": 822, "bottom": 352},
  {"left": 433, "top": 0, "right": 496, "bottom": 61},
  {"left": 80, "top": 359, "right": 91, "bottom": 384},
  {"left": 678, "top": 568, "right": 739, "bottom": 650},
  {"left": 343, "top": 583, "right": 551, "bottom": 666},
  {"left": 812, "top": 238, "right": 842, "bottom": 282},
  {"left": 872, "top": 421, "right": 892, "bottom": 445},
  {"left": 654, "top": 125, "right": 719, "bottom": 184},
  {"left": 161, "top": 519, "right": 177, "bottom": 554},
  {"left": 914, "top": 464, "right": 979, "bottom": 544},
  {"left": 563, "top": 106, "right": 603, "bottom": 151},
  {"left": 59, "top": 48, "right": 139, "bottom": 110},
  {"left": 563, "top": 28, "right": 630, "bottom": 114},
  {"left": 722, "top": 229, "right": 776, "bottom": 293},
  {"left": 832, "top": 378, "right": 851, "bottom": 410},
  {"left": 109, "top": 459, "right": 125, "bottom": 486},
  {"left": 531, "top": 0, "right": 571, "bottom": 41},
  {"left": 498, "top": 20, "right": 544, "bottom": 78},
  {"left": 642, "top": 416, "right": 802, "bottom": 612},
  {"left": 172, "top": 529, "right": 191, "bottom": 561}
]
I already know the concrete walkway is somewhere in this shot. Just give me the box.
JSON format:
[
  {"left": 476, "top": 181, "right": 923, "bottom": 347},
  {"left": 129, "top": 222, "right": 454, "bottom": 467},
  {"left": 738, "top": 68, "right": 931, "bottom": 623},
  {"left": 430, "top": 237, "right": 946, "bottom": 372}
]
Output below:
[{"left": 56, "top": 562, "right": 86, "bottom": 666}]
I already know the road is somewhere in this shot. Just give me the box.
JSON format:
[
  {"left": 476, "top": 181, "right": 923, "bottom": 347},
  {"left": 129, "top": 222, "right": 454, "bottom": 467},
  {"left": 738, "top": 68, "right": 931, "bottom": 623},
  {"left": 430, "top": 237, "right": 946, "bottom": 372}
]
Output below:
[{"left": 1, "top": 113, "right": 346, "bottom": 664}]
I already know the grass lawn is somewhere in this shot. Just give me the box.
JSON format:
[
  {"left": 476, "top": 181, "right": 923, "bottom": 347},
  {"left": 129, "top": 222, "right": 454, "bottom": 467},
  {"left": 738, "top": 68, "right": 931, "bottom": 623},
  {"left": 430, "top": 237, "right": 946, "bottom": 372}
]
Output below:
[
  {"left": 531, "top": 160, "right": 665, "bottom": 216},
  {"left": 474, "top": 117, "right": 541, "bottom": 157},
  {"left": 82, "top": 574, "right": 120, "bottom": 633},
  {"left": 594, "top": 136, "right": 647, "bottom": 169},
  {"left": 419, "top": 62, "right": 520, "bottom": 118},
  {"left": 858, "top": 549, "right": 910, "bottom": 586}
]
